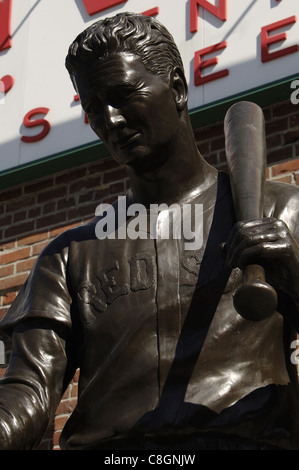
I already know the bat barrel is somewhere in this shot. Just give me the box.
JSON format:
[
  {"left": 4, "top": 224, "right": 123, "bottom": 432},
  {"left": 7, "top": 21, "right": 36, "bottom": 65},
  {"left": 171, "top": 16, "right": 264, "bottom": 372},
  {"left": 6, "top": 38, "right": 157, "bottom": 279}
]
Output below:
[
  {"left": 224, "top": 102, "right": 277, "bottom": 321},
  {"left": 224, "top": 101, "right": 266, "bottom": 221}
]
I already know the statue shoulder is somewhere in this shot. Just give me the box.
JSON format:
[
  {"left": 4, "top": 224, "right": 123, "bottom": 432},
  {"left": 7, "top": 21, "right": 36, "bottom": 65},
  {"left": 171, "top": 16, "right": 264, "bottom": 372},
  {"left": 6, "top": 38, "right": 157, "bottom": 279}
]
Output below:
[{"left": 264, "top": 180, "right": 299, "bottom": 238}]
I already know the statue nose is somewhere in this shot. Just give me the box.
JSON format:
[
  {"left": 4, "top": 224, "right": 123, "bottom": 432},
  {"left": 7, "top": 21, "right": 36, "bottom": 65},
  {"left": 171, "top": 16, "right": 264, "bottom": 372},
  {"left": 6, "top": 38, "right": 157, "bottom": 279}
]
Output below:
[{"left": 105, "top": 105, "right": 126, "bottom": 129}]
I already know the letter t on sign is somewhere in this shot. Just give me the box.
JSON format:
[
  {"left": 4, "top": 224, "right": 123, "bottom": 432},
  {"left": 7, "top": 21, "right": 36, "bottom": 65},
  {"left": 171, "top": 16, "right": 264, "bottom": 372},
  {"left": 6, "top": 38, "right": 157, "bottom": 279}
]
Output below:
[
  {"left": 81, "top": 0, "right": 127, "bottom": 16},
  {"left": 0, "top": 0, "right": 12, "bottom": 52}
]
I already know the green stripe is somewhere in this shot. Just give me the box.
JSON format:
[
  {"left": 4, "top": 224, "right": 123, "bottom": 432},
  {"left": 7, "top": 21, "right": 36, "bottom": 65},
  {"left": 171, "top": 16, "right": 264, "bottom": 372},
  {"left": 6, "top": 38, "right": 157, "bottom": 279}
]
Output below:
[{"left": 0, "top": 74, "right": 298, "bottom": 190}]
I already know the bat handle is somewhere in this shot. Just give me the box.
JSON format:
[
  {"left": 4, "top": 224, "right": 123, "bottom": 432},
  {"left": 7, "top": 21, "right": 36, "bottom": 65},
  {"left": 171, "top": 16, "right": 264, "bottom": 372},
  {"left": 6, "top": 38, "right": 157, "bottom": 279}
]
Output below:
[{"left": 233, "top": 264, "right": 278, "bottom": 321}]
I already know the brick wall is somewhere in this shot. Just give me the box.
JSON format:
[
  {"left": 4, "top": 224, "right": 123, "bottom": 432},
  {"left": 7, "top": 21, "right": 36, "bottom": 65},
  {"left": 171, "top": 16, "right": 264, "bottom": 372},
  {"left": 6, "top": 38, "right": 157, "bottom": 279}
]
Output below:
[{"left": 0, "top": 98, "right": 298, "bottom": 449}]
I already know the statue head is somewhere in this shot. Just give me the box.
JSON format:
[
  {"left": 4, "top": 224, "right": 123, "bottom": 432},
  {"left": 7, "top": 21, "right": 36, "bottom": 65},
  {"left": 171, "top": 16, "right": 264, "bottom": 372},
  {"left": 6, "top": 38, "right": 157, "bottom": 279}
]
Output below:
[{"left": 65, "top": 12, "right": 185, "bottom": 93}]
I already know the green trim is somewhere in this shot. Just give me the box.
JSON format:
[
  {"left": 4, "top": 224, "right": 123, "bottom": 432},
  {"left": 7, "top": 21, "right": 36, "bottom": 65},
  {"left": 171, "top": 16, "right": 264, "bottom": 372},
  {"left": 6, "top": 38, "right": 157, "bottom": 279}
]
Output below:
[
  {"left": 1, "top": 74, "right": 298, "bottom": 190},
  {"left": 190, "top": 73, "right": 299, "bottom": 128},
  {"left": 0, "top": 140, "right": 108, "bottom": 191}
]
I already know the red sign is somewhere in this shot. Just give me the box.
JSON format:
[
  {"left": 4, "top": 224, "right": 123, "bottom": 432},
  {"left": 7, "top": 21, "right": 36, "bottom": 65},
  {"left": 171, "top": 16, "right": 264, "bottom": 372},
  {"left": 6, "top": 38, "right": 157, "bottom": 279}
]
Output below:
[
  {"left": 0, "top": 0, "right": 12, "bottom": 52},
  {"left": 261, "top": 15, "right": 298, "bottom": 63},
  {"left": 0, "top": 0, "right": 298, "bottom": 151},
  {"left": 190, "top": 0, "right": 227, "bottom": 33}
]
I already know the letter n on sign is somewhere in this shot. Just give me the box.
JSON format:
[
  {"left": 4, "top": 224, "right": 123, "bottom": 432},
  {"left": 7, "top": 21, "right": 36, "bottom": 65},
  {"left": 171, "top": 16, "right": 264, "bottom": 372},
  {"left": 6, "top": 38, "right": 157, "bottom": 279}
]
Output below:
[
  {"left": 81, "top": 0, "right": 127, "bottom": 16},
  {"left": 0, "top": 0, "right": 12, "bottom": 52}
]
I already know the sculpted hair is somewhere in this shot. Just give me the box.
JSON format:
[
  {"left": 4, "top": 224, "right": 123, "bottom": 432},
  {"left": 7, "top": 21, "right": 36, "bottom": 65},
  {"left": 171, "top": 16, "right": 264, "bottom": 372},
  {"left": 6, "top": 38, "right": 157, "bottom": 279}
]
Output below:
[{"left": 65, "top": 12, "right": 185, "bottom": 89}]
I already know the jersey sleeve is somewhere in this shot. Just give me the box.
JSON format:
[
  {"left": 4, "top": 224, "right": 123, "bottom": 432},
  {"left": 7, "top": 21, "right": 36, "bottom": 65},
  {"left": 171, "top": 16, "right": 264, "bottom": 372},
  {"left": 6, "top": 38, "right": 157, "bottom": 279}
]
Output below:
[{"left": 0, "top": 232, "right": 73, "bottom": 340}]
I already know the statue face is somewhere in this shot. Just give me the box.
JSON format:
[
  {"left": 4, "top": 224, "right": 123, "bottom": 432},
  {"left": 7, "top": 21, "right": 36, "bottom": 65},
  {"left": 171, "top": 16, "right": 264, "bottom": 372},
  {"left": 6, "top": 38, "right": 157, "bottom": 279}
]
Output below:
[{"left": 75, "top": 52, "right": 180, "bottom": 171}]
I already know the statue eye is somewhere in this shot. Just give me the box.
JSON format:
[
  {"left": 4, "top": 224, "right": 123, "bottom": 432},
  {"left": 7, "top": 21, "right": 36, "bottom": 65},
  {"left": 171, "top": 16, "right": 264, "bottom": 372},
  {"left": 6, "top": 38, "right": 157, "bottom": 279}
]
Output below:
[
  {"left": 85, "top": 102, "right": 99, "bottom": 115},
  {"left": 84, "top": 97, "right": 103, "bottom": 116},
  {"left": 108, "top": 86, "right": 136, "bottom": 107}
]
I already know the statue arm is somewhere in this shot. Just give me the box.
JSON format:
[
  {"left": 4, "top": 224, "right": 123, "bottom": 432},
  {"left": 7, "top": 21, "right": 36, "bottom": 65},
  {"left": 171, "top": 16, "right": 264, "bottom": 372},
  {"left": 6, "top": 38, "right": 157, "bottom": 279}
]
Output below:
[
  {"left": 0, "top": 320, "right": 76, "bottom": 450},
  {"left": 0, "top": 232, "right": 78, "bottom": 449}
]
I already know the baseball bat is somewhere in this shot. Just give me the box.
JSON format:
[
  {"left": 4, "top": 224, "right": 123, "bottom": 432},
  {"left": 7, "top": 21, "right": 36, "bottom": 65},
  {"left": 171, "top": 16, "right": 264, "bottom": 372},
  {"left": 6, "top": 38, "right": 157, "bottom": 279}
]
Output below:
[{"left": 224, "top": 101, "right": 277, "bottom": 321}]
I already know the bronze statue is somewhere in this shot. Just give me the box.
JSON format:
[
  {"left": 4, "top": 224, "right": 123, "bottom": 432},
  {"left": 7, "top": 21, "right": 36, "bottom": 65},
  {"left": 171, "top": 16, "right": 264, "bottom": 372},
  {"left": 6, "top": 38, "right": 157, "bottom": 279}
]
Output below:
[{"left": 0, "top": 12, "right": 298, "bottom": 450}]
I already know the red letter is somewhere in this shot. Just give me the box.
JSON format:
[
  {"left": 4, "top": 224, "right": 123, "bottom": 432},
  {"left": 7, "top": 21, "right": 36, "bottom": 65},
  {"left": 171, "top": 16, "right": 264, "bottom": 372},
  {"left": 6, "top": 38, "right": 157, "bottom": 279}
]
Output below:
[
  {"left": 190, "top": 0, "right": 227, "bottom": 33},
  {"left": 142, "top": 7, "right": 159, "bottom": 17},
  {"left": 261, "top": 16, "right": 298, "bottom": 63},
  {"left": 81, "top": 0, "right": 127, "bottom": 16},
  {"left": 74, "top": 94, "right": 89, "bottom": 124},
  {"left": 194, "top": 41, "right": 229, "bottom": 86},
  {"left": 0, "top": 75, "right": 14, "bottom": 93},
  {"left": 0, "top": 0, "right": 12, "bottom": 52},
  {"left": 21, "top": 107, "right": 51, "bottom": 143}
]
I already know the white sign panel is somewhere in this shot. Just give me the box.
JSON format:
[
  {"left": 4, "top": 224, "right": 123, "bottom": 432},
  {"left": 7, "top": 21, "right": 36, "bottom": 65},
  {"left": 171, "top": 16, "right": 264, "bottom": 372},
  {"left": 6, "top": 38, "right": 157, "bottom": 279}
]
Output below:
[{"left": 0, "top": 0, "right": 298, "bottom": 173}]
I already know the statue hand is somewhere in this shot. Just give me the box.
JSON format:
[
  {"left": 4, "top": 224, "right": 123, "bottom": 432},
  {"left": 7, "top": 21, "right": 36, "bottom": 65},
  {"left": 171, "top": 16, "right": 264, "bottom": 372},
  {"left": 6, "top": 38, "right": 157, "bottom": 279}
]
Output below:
[{"left": 221, "top": 217, "right": 299, "bottom": 300}]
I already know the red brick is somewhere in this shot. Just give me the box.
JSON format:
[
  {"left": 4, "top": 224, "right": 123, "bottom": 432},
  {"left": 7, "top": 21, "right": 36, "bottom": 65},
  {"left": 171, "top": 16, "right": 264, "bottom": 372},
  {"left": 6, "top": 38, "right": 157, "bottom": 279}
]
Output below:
[
  {"left": 24, "top": 178, "right": 53, "bottom": 194},
  {"left": 0, "top": 307, "right": 9, "bottom": 320},
  {"left": 0, "top": 187, "right": 22, "bottom": 201},
  {"left": 67, "top": 205, "right": 94, "bottom": 222},
  {"left": 28, "top": 207, "right": 41, "bottom": 219},
  {"left": 103, "top": 167, "right": 127, "bottom": 184},
  {"left": 87, "top": 157, "right": 119, "bottom": 175},
  {"left": 13, "top": 210, "right": 27, "bottom": 223},
  {"left": 54, "top": 415, "right": 69, "bottom": 432},
  {"left": 0, "top": 265, "right": 14, "bottom": 277},
  {"left": 42, "top": 202, "right": 56, "bottom": 215},
  {"left": 271, "top": 158, "right": 299, "bottom": 177},
  {"left": 196, "top": 141, "right": 210, "bottom": 155},
  {"left": 266, "top": 134, "right": 282, "bottom": 149},
  {"left": 36, "top": 212, "right": 67, "bottom": 230},
  {"left": 52, "top": 431, "right": 61, "bottom": 448},
  {"left": 50, "top": 222, "right": 79, "bottom": 238},
  {"left": 17, "top": 232, "right": 48, "bottom": 247},
  {"left": 32, "top": 240, "right": 50, "bottom": 256},
  {"left": 16, "top": 257, "right": 36, "bottom": 273},
  {"left": 0, "top": 368, "right": 7, "bottom": 379},
  {"left": 273, "top": 101, "right": 297, "bottom": 118},
  {"left": 0, "top": 214, "right": 12, "bottom": 226},
  {"left": 267, "top": 146, "right": 293, "bottom": 165},
  {"left": 72, "top": 369, "right": 80, "bottom": 382},
  {"left": 6, "top": 196, "right": 35, "bottom": 213},
  {"left": 210, "top": 136, "right": 225, "bottom": 151},
  {"left": 4, "top": 221, "right": 35, "bottom": 239},
  {"left": 193, "top": 123, "right": 223, "bottom": 141},
  {"left": 0, "top": 241, "right": 15, "bottom": 251},
  {"left": 290, "top": 114, "right": 299, "bottom": 128},
  {"left": 55, "top": 167, "right": 86, "bottom": 185},
  {"left": 57, "top": 197, "right": 76, "bottom": 211},
  {"left": 107, "top": 181, "right": 125, "bottom": 194},
  {"left": 37, "top": 187, "right": 67, "bottom": 204},
  {"left": 283, "top": 128, "right": 299, "bottom": 145},
  {"left": 266, "top": 118, "right": 288, "bottom": 135},
  {"left": 78, "top": 192, "right": 94, "bottom": 204},
  {"left": 69, "top": 176, "right": 101, "bottom": 194},
  {"left": 0, "top": 247, "right": 30, "bottom": 265},
  {"left": 272, "top": 175, "right": 292, "bottom": 184},
  {"left": 55, "top": 397, "right": 77, "bottom": 415},
  {"left": 2, "top": 291, "right": 17, "bottom": 306},
  {"left": 0, "top": 273, "right": 28, "bottom": 291}
]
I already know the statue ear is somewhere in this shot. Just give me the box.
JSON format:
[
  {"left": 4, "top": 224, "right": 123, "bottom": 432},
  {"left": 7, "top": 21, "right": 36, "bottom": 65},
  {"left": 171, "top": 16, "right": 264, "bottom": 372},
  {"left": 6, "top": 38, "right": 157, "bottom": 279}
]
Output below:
[{"left": 171, "top": 67, "right": 188, "bottom": 111}]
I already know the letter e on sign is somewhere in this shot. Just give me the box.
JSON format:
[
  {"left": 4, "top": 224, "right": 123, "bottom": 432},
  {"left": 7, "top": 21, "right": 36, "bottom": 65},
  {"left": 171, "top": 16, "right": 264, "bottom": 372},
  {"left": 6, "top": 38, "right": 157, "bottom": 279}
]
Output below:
[
  {"left": 261, "top": 16, "right": 299, "bottom": 63},
  {"left": 194, "top": 41, "right": 229, "bottom": 86}
]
